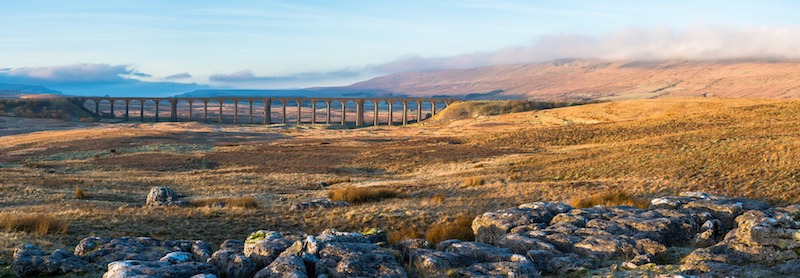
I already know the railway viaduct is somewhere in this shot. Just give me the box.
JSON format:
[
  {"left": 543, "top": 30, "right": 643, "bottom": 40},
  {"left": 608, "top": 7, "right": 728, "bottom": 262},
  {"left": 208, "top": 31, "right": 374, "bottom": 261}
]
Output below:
[{"left": 67, "top": 97, "right": 458, "bottom": 126}]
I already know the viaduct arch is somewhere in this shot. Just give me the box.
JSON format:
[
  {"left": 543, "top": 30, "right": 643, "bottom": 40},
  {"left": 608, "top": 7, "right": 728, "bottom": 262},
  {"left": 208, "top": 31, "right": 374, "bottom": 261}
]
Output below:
[{"left": 68, "top": 97, "right": 458, "bottom": 126}]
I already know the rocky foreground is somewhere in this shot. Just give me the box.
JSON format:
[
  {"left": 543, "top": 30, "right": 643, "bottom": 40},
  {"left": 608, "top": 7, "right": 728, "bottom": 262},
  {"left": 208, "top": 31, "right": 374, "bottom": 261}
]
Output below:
[{"left": 10, "top": 191, "right": 800, "bottom": 277}]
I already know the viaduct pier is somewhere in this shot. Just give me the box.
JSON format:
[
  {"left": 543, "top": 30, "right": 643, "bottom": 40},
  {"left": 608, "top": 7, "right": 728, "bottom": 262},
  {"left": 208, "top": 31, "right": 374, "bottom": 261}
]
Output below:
[{"left": 68, "top": 97, "right": 458, "bottom": 126}]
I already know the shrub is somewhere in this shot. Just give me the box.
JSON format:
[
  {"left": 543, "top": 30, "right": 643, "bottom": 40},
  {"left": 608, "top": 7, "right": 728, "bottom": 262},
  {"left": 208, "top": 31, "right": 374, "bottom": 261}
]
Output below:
[
  {"left": 570, "top": 190, "right": 650, "bottom": 209},
  {"left": 463, "top": 177, "right": 485, "bottom": 187},
  {"left": 388, "top": 225, "right": 425, "bottom": 245},
  {"left": 75, "top": 187, "right": 85, "bottom": 199},
  {"left": 425, "top": 215, "right": 475, "bottom": 245},
  {"left": 190, "top": 196, "right": 259, "bottom": 208},
  {"left": 0, "top": 213, "right": 69, "bottom": 235},
  {"left": 328, "top": 187, "right": 398, "bottom": 203}
]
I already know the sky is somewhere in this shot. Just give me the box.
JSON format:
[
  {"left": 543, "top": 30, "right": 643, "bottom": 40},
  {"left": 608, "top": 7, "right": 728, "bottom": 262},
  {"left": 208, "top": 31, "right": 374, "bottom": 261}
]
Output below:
[{"left": 2, "top": 0, "right": 800, "bottom": 96}]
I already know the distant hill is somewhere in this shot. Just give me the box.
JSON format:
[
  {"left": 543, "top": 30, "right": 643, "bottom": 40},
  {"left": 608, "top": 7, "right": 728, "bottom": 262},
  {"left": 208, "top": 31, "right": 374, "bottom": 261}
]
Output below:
[
  {"left": 0, "top": 83, "right": 63, "bottom": 98},
  {"left": 346, "top": 59, "right": 800, "bottom": 101}
]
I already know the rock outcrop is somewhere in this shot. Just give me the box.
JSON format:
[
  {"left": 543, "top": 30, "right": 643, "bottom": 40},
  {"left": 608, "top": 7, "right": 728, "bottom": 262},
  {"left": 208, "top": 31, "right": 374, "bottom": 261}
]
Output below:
[
  {"left": 145, "top": 186, "right": 187, "bottom": 207},
  {"left": 11, "top": 192, "right": 800, "bottom": 277}
]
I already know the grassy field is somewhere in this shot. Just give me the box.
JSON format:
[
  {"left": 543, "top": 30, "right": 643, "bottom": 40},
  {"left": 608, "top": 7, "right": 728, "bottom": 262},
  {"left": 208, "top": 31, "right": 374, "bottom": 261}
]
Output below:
[{"left": 2, "top": 97, "right": 800, "bottom": 270}]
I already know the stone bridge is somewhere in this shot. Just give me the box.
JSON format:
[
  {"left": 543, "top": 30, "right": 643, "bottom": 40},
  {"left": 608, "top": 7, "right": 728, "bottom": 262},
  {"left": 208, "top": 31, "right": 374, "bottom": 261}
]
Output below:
[{"left": 68, "top": 97, "right": 458, "bottom": 126}]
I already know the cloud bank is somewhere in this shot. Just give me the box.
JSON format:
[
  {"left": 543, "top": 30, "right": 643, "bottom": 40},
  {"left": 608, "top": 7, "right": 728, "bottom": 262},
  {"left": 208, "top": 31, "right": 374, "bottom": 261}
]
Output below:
[
  {"left": 370, "top": 25, "right": 800, "bottom": 73},
  {"left": 0, "top": 64, "right": 150, "bottom": 83},
  {"left": 164, "top": 72, "right": 193, "bottom": 80}
]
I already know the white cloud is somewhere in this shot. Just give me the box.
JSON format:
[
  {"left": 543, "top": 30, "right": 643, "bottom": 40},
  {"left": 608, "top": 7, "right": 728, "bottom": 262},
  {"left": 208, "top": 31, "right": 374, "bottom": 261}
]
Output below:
[
  {"left": 369, "top": 25, "right": 800, "bottom": 73},
  {"left": 0, "top": 64, "right": 149, "bottom": 83},
  {"left": 164, "top": 72, "right": 193, "bottom": 80}
]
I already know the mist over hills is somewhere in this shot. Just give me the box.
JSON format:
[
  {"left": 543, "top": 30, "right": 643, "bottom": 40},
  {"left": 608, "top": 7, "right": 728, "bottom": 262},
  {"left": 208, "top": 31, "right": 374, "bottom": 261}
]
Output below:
[
  {"left": 0, "top": 83, "right": 63, "bottom": 97},
  {"left": 347, "top": 59, "right": 800, "bottom": 101},
  {"left": 9, "top": 59, "right": 800, "bottom": 102}
]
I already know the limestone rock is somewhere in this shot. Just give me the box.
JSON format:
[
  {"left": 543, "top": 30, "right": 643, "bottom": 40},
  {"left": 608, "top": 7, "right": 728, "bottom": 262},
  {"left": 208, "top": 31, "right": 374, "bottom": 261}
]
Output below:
[
  {"left": 472, "top": 208, "right": 553, "bottom": 244},
  {"left": 207, "top": 249, "right": 258, "bottom": 278},
  {"left": 443, "top": 241, "right": 514, "bottom": 263},
  {"left": 145, "top": 186, "right": 187, "bottom": 206},
  {"left": 244, "top": 234, "right": 294, "bottom": 269},
  {"left": 407, "top": 248, "right": 471, "bottom": 275},
  {"left": 495, "top": 233, "right": 559, "bottom": 254},
  {"left": 12, "top": 244, "right": 89, "bottom": 277},
  {"left": 103, "top": 260, "right": 218, "bottom": 278},
  {"left": 455, "top": 261, "right": 540, "bottom": 277},
  {"left": 160, "top": 252, "right": 195, "bottom": 264},
  {"left": 316, "top": 242, "right": 406, "bottom": 278},
  {"left": 253, "top": 255, "right": 308, "bottom": 278}
]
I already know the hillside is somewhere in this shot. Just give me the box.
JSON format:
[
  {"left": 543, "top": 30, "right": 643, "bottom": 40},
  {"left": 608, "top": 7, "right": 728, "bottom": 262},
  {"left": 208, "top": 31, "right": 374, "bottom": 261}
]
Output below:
[
  {"left": 0, "top": 83, "right": 62, "bottom": 98},
  {"left": 349, "top": 59, "right": 800, "bottom": 101}
]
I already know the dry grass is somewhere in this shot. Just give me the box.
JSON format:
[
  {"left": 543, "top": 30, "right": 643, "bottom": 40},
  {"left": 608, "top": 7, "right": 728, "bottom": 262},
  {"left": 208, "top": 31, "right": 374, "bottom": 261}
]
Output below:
[
  {"left": 190, "top": 196, "right": 259, "bottom": 208},
  {"left": 388, "top": 225, "right": 425, "bottom": 245},
  {"left": 463, "top": 176, "right": 485, "bottom": 187},
  {"left": 325, "top": 177, "right": 351, "bottom": 185},
  {"left": 425, "top": 215, "right": 475, "bottom": 245},
  {"left": 328, "top": 187, "right": 399, "bottom": 203},
  {"left": 570, "top": 190, "right": 650, "bottom": 209},
  {"left": 0, "top": 213, "right": 68, "bottom": 236},
  {"left": 75, "top": 187, "right": 85, "bottom": 199}
]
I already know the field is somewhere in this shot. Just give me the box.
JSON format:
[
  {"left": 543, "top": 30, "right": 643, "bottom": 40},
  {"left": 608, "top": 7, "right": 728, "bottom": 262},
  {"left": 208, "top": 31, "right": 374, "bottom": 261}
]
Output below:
[{"left": 2, "top": 97, "right": 800, "bottom": 272}]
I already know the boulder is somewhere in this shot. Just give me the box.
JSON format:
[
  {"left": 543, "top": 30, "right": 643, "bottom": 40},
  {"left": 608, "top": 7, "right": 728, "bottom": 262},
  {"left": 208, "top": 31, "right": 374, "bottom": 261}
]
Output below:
[
  {"left": 145, "top": 186, "right": 187, "bottom": 206},
  {"left": 207, "top": 249, "right": 258, "bottom": 278},
  {"left": 74, "top": 237, "right": 177, "bottom": 264},
  {"left": 472, "top": 208, "right": 553, "bottom": 244},
  {"left": 192, "top": 240, "right": 213, "bottom": 262},
  {"left": 455, "top": 261, "right": 540, "bottom": 277},
  {"left": 315, "top": 242, "right": 406, "bottom": 278},
  {"left": 442, "top": 241, "right": 514, "bottom": 263},
  {"left": 160, "top": 252, "right": 194, "bottom": 264},
  {"left": 407, "top": 248, "right": 472, "bottom": 275},
  {"left": 103, "top": 260, "right": 218, "bottom": 278},
  {"left": 12, "top": 244, "right": 89, "bottom": 277},
  {"left": 244, "top": 233, "right": 294, "bottom": 269},
  {"left": 290, "top": 199, "right": 350, "bottom": 211},
  {"left": 495, "top": 233, "right": 559, "bottom": 254},
  {"left": 253, "top": 255, "right": 308, "bottom": 278},
  {"left": 573, "top": 235, "right": 638, "bottom": 262}
]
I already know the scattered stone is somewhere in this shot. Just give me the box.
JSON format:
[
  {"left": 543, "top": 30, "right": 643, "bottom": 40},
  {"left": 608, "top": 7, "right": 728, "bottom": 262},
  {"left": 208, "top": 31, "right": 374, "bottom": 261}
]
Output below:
[
  {"left": 103, "top": 260, "right": 218, "bottom": 278},
  {"left": 207, "top": 249, "right": 257, "bottom": 278},
  {"left": 290, "top": 199, "right": 350, "bottom": 211},
  {"left": 12, "top": 244, "right": 89, "bottom": 277},
  {"left": 160, "top": 252, "right": 194, "bottom": 264},
  {"left": 253, "top": 255, "right": 308, "bottom": 278},
  {"left": 145, "top": 186, "right": 187, "bottom": 206}
]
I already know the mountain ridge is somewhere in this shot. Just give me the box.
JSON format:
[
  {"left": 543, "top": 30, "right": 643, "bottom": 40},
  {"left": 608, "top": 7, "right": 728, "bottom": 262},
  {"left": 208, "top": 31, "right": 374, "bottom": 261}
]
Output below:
[{"left": 346, "top": 59, "right": 800, "bottom": 101}]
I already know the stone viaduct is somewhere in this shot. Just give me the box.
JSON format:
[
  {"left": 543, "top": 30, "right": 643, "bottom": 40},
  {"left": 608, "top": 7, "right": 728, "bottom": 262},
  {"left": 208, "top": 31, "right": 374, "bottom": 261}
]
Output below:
[{"left": 67, "top": 97, "right": 458, "bottom": 126}]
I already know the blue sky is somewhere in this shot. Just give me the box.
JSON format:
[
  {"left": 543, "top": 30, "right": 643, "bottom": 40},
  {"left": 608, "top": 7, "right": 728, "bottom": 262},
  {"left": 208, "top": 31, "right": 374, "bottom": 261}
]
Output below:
[{"left": 2, "top": 0, "right": 800, "bottom": 95}]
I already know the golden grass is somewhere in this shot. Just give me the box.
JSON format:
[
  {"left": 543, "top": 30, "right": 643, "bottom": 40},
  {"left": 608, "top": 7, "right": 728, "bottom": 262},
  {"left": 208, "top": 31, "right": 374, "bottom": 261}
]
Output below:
[
  {"left": 0, "top": 213, "right": 68, "bottom": 236},
  {"left": 190, "top": 196, "right": 259, "bottom": 208},
  {"left": 328, "top": 187, "right": 399, "bottom": 203},
  {"left": 388, "top": 225, "right": 425, "bottom": 245},
  {"left": 425, "top": 215, "right": 475, "bottom": 245},
  {"left": 75, "top": 187, "right": 85, "bottom": 199},
  {"left": 463, "top": 176, "right": 485, "bottom": 187},
  {"left": 570, "top": 190, "right": 650, "bottom": 209}
]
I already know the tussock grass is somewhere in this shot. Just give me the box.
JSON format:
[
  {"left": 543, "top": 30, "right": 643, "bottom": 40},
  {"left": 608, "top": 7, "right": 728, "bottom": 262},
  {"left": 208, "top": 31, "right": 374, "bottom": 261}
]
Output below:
[
  {"left": 190, "top": 196, "right": 259, "bottom": 208},
  {"left": 388, "top": 225, "right": 425, "bottom": 245},
  {"left": 75, "top": 187, "right": 85, "bottom": 199},
  {"left": 328, "top": 187, "right": 398, "bottom": 203},
  {"left": 425, "top": 215, "right": 475, "bottom": 245},
  {"left": 0, "top": 213, "right": 68, "bottom": 235},
  {"left": 325, "top": 177, "right": 351, "bottom": 185},
  {"left": 463, "top": 177, "right": 485, "bottom": 187},
  {"left": 570, "top": 190, "right": 650, "bottom": 209}
]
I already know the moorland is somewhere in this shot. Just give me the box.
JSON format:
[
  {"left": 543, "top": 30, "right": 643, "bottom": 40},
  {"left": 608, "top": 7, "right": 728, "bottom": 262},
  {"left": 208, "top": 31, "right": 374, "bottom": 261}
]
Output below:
[{"left": 3, "top": 97, "right": 800, "bottom": 276}]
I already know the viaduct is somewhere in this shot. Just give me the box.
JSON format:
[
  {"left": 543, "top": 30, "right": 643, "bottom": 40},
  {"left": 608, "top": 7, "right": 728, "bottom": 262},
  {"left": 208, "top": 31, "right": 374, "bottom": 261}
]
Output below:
[{"left": 67, "top": 97, "right": 458, "bottom": 126}]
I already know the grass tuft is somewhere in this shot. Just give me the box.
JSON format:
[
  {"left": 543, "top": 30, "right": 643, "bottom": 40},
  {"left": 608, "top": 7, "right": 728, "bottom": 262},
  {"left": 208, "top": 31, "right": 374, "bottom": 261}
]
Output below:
[
  {"left": 570, "top": 190, "right": 650, "bottom": 209},
  {"left": 388, "top": 225, "right": 425, "bottom": 245},
  {"left": 75, "top": 187, "right": 85, "bottom": 199},
  {"left": 190, "top": 196, "right": 259, "bottom": 208},
  {"left": 463, "top": 177, "right": 485, "bottom": 187},
  {"left": 425, "top": 215, "right": 475, "bottom": 245},
  {"left": 328, "top": 187, "right": 398, "bottom": 203},
  {"left": 0, "top": 213, "right": 68, "bottom": 235}
]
